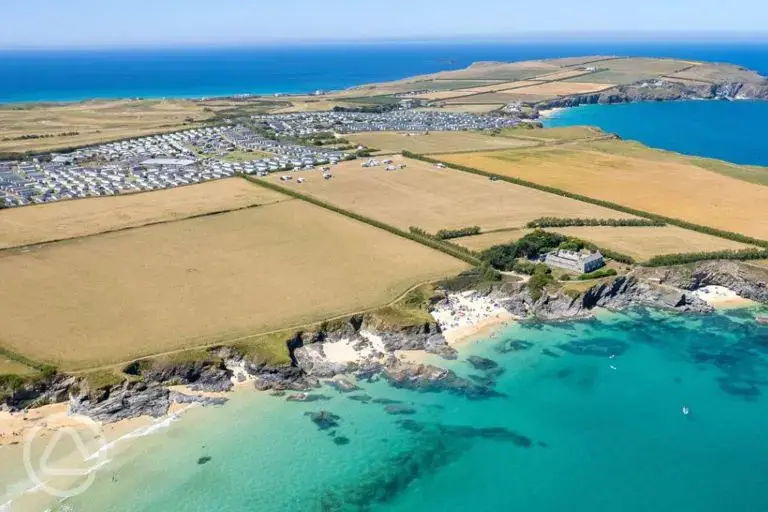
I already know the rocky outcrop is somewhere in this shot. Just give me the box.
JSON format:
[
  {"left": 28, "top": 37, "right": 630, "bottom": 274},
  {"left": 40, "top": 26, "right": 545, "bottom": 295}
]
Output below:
[
  {"left": 637, "top": 261, "right": 768, "bottom": 303},
  {"left": 124, "top": 357, "right": 234, "bottom": 393},
  {"left": 533, "top": 79, "right": 768, "bottom": 113},
  {"left": 382, "top": 360, "right": 502, "bottom": 400},
  {"left": 293, "top": 343, "right": 349, "bottom": 378},
  {"left": 490, "top": 275, "right": 712, "bottom": 322}
]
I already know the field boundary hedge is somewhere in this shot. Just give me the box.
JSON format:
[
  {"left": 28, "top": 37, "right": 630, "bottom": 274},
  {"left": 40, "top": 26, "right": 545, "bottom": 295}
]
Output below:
[
  {"left": 645, "top": 249, "right": 768, "bottom": 267},
  {"left": 403, "top": 151, "right": 768, "bottom": 250},
  {"left": 241, "top": 175, "right": 481, "bottom": 266},
  {"left": 526, "top": 217, "right": 666, "bottom": 228}
]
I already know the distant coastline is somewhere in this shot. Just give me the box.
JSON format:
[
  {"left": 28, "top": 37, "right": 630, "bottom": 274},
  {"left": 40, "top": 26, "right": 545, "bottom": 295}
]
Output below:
[{"left": 2, "top": 41, "right": 768, "bottom": 104}]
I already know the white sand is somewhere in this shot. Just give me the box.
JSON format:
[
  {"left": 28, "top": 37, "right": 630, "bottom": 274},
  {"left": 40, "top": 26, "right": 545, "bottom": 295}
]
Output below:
[
  {"left": 431, "top": 291, "right": 515, "bottom": 345},
  {"left": 537, "top": 107, "right": 566, "bottom": 119},
  {"left": 692, "top": 285, "right": 754, "bottom": 308}
]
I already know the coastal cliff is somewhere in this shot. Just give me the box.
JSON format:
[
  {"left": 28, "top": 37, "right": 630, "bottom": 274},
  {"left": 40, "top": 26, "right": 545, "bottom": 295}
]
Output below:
[
  {"left": 2, "top": 261, "right": 765, "bottom": 424},
  {"left": 533, "top": 79, "right": 768, "bottom": 114}
]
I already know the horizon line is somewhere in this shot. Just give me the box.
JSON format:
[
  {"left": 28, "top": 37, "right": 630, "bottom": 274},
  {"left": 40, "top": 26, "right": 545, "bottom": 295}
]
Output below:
[{"left": 3, "top": 31, "right": 768, "bottom": 52}]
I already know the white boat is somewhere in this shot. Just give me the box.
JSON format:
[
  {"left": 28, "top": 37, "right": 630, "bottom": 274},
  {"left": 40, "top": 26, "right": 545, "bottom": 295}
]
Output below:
[{"left": 682, "top": 406, "right": 690, "bottom": 416}]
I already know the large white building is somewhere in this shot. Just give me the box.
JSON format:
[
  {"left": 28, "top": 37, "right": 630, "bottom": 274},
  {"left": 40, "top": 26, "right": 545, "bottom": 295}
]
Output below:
[{"left": 545, "top": 249, "right": 605, "bottom": 274}]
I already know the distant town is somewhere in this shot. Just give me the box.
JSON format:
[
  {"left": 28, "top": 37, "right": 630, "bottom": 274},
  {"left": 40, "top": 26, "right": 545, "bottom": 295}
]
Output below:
[{"left": 0, "top": 110, "right": 519, "bottom": 207}]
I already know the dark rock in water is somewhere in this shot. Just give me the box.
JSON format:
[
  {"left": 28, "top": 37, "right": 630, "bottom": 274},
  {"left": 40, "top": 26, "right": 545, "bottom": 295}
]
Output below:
[
  {"left": 717, "top": 377, "right": 761, "bottom": 399},
  {"left": 270, "top": 390, "right": 287, "bottom": 397},
  {"left": 542, "top": 348, "right": 561, "bottom": 358},
  {"left": 326, "top": 378, "right": 360, "bottom": 393},
  {"left": 466, "top": 356, "right": 500, "bottom": 372},
  {"left": 286, "top": 393, "right": 331, "bottom": 403},
  {"left": 538, "top": 441, "right": 549, "bottom": 448},
  {"left": 305, "top": 411, "right": 341, "bottom": 430},
  {"left": 384, "top": 404, "right": 416, "bottom": 416},
  {"left": 371, "top": 398, "right": 403, "bottom": 405},
  {"left": 557, "top": 338, "right": 629, "bottom": 358},
  {"left": 348, "top": 394, "right": 372, "bottom": 403},
  {"left": 397, "top": 419, "right": 534, "bottom": 448},
  {"left": 333, "top": 436, "right": 351, "bottom": 446},
  {"left": 674, "top": 377, "right": 683, "bottom": 384},
  {"left": 318, "top": 430, "right": 469, "bottom": 510},
  {"left": 495, "top": 339, "right": 534, "bottom": 354},
  {"left": 691, "top": 350, "right": 739, "bottom": 370},
  {"left": 382, "top": 361, "right": 503, "bottom": 401},
  {"left": 397, "top": 419, "right": 424, "bottom": 433},
  {"left": 197, "top": 456, "right": 212, "bottom": 465},
  {"left": 555, "top": 368, "right": 574, "bottom": 379},
  {"left": 353, "top": 360, "right": 384, "bottom": 382},
  {"left": 468, "top": 374, "right": 497, "bottom": 387}
]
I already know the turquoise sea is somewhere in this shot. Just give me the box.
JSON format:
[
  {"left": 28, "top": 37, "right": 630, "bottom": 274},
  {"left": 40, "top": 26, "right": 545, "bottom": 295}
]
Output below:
[
  {"left": 544, "top": 100, "right": 768, "bottom": 166},
  {"left": 21, "top": 306, "right": 768, "bottom": 512}
]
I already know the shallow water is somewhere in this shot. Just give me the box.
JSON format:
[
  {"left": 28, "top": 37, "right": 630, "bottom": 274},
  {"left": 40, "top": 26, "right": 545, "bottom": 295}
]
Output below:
[{"left": 9, "top": 306, "right": 768, "bottom": 511}]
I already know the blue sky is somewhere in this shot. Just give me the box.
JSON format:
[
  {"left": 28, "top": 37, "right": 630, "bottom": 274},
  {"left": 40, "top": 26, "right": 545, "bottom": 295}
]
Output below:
[{"left": 3, "top": 0, "right": 768, "bottom": 48}]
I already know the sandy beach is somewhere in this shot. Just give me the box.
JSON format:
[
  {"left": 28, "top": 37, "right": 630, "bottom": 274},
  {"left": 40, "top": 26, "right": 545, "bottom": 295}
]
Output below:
[
  {"left": 692, "top": 285, "right": 755, "bottom": 309},
  {"left": 431, "top": 291, "right": 516, "bottom": 345},
  {"left": 537, "top": 107, "right": 566, "bottom": 119}
]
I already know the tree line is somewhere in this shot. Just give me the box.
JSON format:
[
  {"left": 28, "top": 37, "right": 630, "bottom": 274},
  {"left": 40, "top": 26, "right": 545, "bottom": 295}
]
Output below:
[{"left": 526, "top": 217, "right": 665, "bottom": 228}]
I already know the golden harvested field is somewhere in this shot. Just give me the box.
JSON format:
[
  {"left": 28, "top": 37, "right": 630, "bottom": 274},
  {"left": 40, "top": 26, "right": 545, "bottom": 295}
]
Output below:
[
  {"left": 433, "top": 61, "right": 559, "bottom": 80},
  {"left": 0, "top": 99, "right": 215, "bottom": 153},
  {"left": 0, "top": 178, "right": 287, "bottom": 249},
  {"left": 0, "top": 201, "right": 467, "bottom": 370},
  {"left": 453, "top": 229, "right": 532, "bottom": 251},
  {"left": 552, "top": 226, "right": 758, "bottom": 261},
  {"left": 346, "top": 131, "right": 538, "bottom": 154},
  {"left": 564, "top": 58, "right": 693, "bottom": 84},
  {"left": 495, "top": 126, "right": 608, "bottom": 142},
  {"left": 413, "top": 81, "right": 542, "bottom": 101},
  {"left": 445, "top": 92, "right": 551, "bottom": 104},
  {"left": 506, "top": 82, "right": 614, "bottom": 96},
  {"left": 543, "top": 56, "right": 617, "bottom": 67},
  {"left": 269, "top": 157, "right": 635, "bottom": 233},
  {"left": 0, "top": 358, "right": 37, "bottom": 376},
  {"left": 441, "top": 143, "right": 768, "bottom": 240},
  {"left": 665, "top": 63, "right": 764, "bottom": 83},
  {"left": 528, "top": 69, "right": 597, "bottom": 81}
]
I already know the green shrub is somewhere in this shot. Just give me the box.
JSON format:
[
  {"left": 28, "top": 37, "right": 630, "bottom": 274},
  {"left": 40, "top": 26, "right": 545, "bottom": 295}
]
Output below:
[
  {"left": 435, "top": 226, "right": 481, "bottom": 240},
  {"left": 645, "top": 249, "right": 768, "bottom": 267},
  {"left": 527, "top": 217, "right": 665, "bottom": 228},
  {"left": 528, "top": 265, "right": 554, "bottom": 301},
  {"left": 578, "top": 268, "right": 618, "bottom": 280}
]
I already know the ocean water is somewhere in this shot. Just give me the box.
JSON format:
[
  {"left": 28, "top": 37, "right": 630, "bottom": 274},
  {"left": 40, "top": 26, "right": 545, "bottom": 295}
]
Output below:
[
  {"left": 1, "top": 42, "right": 768, "bottom": 103},
  {"left": 544, "top": 100, "right": 768, "bottom": 166},
  {"left": 17, "top": 306, "right": 768, "bottom": 512}
]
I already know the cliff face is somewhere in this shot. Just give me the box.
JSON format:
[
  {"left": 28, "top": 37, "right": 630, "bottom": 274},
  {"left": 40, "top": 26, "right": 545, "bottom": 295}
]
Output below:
[
  {"left": 6, "top": 262, "right": 766, "bottom": 423},
  {"left": 491, "top": 275, "right": 712, "bottom": 322},
  {"left": 636, "top": 261, "right": 768, "bottom": 303},
  {"left": 534, "top": 79, "right": 768, "bottom": 111}
]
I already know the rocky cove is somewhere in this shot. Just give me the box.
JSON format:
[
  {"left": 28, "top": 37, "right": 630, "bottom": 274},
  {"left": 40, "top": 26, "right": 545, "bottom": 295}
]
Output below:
[{"left": 1, "top": 261, "right": 766, "bottom": 426}]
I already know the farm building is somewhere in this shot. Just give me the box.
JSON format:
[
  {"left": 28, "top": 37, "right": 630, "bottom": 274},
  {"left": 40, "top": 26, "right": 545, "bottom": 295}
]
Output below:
[{"left": 545, "top": 249, "right": 605, "bottom": 273}]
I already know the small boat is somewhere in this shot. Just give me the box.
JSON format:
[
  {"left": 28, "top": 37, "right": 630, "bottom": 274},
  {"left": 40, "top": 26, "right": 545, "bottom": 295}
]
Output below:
[
  {"left": 682, "top": 406, "right": 690, "bottom": 416},
  {"left": 609, "top": 365, "right": 617, "bottom": 371}
]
